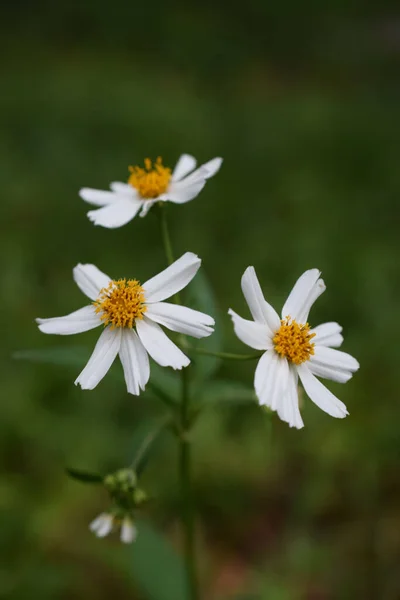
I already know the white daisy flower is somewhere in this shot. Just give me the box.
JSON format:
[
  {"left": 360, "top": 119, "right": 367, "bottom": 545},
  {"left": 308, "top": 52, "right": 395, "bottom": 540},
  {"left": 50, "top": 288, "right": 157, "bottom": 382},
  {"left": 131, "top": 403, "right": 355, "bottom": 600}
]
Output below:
[
  {"left": 229, "top": 267, "right": 360, "bottom": 429},
  {"left": 90, "top": 513, "right": 137, "bottom": 544},
  {"left": 80, "top": 154, "right": 222, "bottom": 228},
  {"left": 36, "top": 252, "right": 214, "bottom": 394}
]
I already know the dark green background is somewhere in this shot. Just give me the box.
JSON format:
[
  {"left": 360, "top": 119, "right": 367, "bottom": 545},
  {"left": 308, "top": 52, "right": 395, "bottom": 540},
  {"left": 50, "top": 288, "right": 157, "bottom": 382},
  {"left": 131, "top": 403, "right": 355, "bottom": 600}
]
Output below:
[{"left": 2, "top": 2, "right": 400, "bottom": 599}]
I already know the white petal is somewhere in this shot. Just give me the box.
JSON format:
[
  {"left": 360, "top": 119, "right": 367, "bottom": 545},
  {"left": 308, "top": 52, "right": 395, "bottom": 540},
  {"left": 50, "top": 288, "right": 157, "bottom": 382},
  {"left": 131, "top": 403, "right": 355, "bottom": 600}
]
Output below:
[
  {"left": 139, "top": 199, "right": 157, "bottom": 217},
  {"left": 277, "top": 368, "right": 304, "bottom": 429},
  {"left": 36, "top": 305, "right": 101, "bottom": 335},
  {"left": 228, "top": 309, "right": 271, "bottom": 350},
  {"left": 198, "top": 157, "right": 223, "bottom": 178},
  {"left": 311, "top": 322, "right": 344, "bottom": 348},
  {"left": 172, "top": 154, "right": 197, "bottom": 181},
  {"left": 87, "top": 198, "right": 143, "bottom": 228},
  {"left": 136, "top": 317, "right": 190, "bottom": 369},
  {"left": 119, "top": 329, "right": 150, "bottom": 395},
  {"left": 161, "top": 177, "right": 207, "bottom": 205},
  {"left": 312, "top": 345, "right": 360, "bottom": 373},
  {"left": 146, "top": 302, "right": 214, "bottom": 339},
  {"left": 75, "top": 327, "right": 121, "bottom": 390},
  {"left": 79, "top": 188, "right": 117, "bottom": 206},
  {"left": 297, "top": 365, "right": 349, "bottom": 418},
  {"left": 143, "top": 252, "right": 201, "bottom": 303},
  {"left": 282, "top": 269, "right": 325, "bottom": 323},
  {"left": 254, "top": 350, "right": 290, "bottom": 411},
  {"left": 120, "top": 517, "right": 137, "bottom": 543},
  {"left": 73, "top": 263, "right": 111, "bottom": 300},
  {"left": 110, "top": 182, "right": 137, "bottom": 196},
  {"left": 241, "top": 266, "right": 281, "bottom": 331},
  {"left": 308, "top": 362, "right": 353, "bottom": 384},
  {"left": 90, "top": 513, "right": 113, "bottom": 537}
]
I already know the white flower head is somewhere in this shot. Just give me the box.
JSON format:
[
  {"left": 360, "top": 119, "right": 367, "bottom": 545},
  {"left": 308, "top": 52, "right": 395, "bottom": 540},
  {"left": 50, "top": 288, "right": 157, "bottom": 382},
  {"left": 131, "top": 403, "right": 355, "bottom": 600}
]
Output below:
[
  {"left": 36, "top": 252, "right": 214, "bottom": 394},
  {"left": 229, "top": 267, "right": 360, "bottom": 429},
  {"left": 80, "top": 154, "right": 223, "bottom": 228},
  {"left": 90, "top": 513, "right": 137, "bottom": 544}
]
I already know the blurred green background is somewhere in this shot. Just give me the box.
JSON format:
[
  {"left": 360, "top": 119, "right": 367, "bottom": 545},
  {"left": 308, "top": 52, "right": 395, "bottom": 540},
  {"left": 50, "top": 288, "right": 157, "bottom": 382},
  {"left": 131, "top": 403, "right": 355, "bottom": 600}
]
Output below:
[{"left": 2, "top": 1, "right": 400, "bottom": 598}]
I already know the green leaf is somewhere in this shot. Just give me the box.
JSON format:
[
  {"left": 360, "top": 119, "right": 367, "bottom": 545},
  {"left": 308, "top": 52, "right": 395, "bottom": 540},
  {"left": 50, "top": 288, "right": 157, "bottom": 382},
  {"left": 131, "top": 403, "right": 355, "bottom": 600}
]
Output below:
[
  {"left": 13, "top": 346, "right": 179, "bottom": 401},
  {"left": 95, "top": 519, "right": 189, "bottom": 600},
  {"left": 185, "top": 269, "right": 222, "bottom": 381},
  {"left": 129, "top": 415, "right": 171, "bottom": 476},
  {"left": 131, "top": 519, "right": 189, "bottom": 600},
  {"left": 13, "top": 346, "right": 94, "bottom": 370},
  {"left": 65, "top": 467, "right": 104, "bottom": 484},
  {"left": 198, "top": 380, "right": 257, "bottom": 406}
]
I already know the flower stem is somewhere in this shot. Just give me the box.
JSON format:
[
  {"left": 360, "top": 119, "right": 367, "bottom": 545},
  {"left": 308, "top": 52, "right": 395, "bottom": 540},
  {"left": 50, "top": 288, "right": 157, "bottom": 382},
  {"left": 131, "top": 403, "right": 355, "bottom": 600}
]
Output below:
[
  {"left": 158, "top": 204, "right": 199, "bottom": 600},
  {"left": 182, "top": 345, "right": 262, "bottom": 361},
  {"left": 180, "top": 367, "right": 198, "bottom": 600}
]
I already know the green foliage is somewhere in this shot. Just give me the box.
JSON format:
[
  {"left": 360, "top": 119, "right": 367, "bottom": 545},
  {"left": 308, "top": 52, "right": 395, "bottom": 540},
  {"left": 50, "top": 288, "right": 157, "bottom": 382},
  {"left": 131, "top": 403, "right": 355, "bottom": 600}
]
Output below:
[
  {"left": 131, "top": 520, "right": 189, "bottom": 600},
  {"left": 3, "top": 3, "right": 400, "bottom": 598},
  {"left": 66, "top": 467, "right": 104, "bottom": 484}
]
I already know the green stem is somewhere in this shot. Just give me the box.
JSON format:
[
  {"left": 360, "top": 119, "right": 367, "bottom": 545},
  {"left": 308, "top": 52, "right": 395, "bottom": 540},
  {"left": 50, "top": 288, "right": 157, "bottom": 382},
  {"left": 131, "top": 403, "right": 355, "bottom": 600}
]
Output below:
[
  {"left": 182, "top": 346, "right": 262, "bottom": 361},
  {"left": 130, "top": 415, "right": 172, "bottom": 474},
  {"left": 180, "top": 368, "right": 198, "bottom": 600},
  {"left": 159, "top": 203, "right": 175, "bottom": 266},
  {"left": 158, "top": 204, "right": 198, "bottom": 600}
]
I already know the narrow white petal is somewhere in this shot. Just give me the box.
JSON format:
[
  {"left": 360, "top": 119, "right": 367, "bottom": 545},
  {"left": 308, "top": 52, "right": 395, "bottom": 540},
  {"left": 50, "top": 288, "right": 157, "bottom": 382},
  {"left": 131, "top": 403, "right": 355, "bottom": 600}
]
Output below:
[
  {"left": 139, "top": 199, "right": 158, "bottom": 217},
  {"left": 228, "top": 309, "right": 271, "bottom": 350},
  {"left": 87, "top": 198, "right": 143, "bottom": 228},
  {"left": 241, "top": 266, "right": 281, "bottom": 331},
  {"left": 254, "top": 350, "right": 290, "bottom": 411},
  {"left": 119, "top": 329, "right": 150, "bottom": 395},
  {"left": 308, "top": 362, "right": 353, "bottom": 383},
  {"left": 73, "top": 263, "right": 111, "bottom": 300},
  {"left": 90, "top": 513, "right": 113, "bottom": 537},
  {"left": 146, "top": 302, "right": 214, "bottom": 339},
  {"left": 277, "top": 368, "right": 304, "bottom": 429},
  {"left": 282, "top": 269, "right": 325, "bottom": 322},
  {"left": 136, "top": 317, "right": 190, "bottom": 369},
  {"left": 198, "top": 156, "right": 223, "bottom": 178},
  {"left": 75, "top": 327, "right": 122, "bottom": 390},
  {"left": 120, "top": 517, "right": 137, "bottom": 543},
  {"left": 161, "top": 177, "right": 207, "bottom": 205},
  {"left": 110, "top": 182, "right": 137, "bottom": 196},
  {"left": 311, "top": 322, "right": 344, "bottom": 348},
  {"left": 312, "top": 345, "right": 360, "bottom": 373},
  {"left": 79, "top": 188, "right": 117, "bottom": 206},
  {"left": 143, "top": 252, "right": 201, "bottom": 303},
  {"left": 172, "top": 154, "right": 197, "bottom": 181},
  {"left": 297, "top": 365, "right": 349, "bottom": 418},
  {"left": 36, "top": 305, "right": 101, "bottom": 335},
  {"left": 298, "top": 278, "right": 326, "bottom": 322}
]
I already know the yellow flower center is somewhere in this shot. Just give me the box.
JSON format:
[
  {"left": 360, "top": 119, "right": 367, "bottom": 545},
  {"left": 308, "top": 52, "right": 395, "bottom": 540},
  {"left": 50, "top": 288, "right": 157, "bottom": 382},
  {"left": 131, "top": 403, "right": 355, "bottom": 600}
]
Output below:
[
  {"left": 273, "top": 316, "right": 316, "bottom": 365},
  {"left": 128, "top": 157, "right": 171, "bottom": 199},
  {"left": 94, "top": 279, "right": 147, "bottom": 329}
]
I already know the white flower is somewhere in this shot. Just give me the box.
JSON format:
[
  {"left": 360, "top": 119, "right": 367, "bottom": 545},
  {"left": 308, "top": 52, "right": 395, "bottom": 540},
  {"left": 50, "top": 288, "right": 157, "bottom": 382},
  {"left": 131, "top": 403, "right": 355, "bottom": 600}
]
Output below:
[
  {"left": 90, "top": 513, "right": 137, "bottom": 544},
  {"left": 229, "top": 267, "right": 359, "bottom": 429},
  {"left": 36, "top": 252, "right": 214, "bottom": 394},
  {"left": 120, "top": 516, "right": 137, "bottom": 544},
  {"left": 80, "top": 154, "right": 223, "bottom": 228},
  {"left": 89, "top": 513, "right": 113, "bottom": 538}
]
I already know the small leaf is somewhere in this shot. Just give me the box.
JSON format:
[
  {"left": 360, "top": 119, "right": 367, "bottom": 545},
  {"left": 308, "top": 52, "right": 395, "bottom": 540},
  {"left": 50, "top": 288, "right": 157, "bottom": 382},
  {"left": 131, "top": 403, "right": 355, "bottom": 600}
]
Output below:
[
  {"left": 14, "top": 346, "right": 179, "bottom": 402},
  {"left": 129, "top": 415, "right": 171, "bottom": 476},
  {"left": 66, "top": 467, "right": 104, "bottom": 484},
  {"left": 13, "top": 346, "right": 93, "bottom": 369}
]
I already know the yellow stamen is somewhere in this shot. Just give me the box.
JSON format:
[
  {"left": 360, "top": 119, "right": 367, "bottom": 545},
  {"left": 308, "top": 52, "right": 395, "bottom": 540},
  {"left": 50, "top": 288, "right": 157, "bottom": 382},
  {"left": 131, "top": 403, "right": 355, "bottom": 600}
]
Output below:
[
  {"left": 94, "top": 279, "right": 146, "bottom": 329},
  {"left": 128, "top": 157, "right": 171, "bottom": 199},
  {"left": 273, "top": 316, "right": 316, "bottom": 365}
]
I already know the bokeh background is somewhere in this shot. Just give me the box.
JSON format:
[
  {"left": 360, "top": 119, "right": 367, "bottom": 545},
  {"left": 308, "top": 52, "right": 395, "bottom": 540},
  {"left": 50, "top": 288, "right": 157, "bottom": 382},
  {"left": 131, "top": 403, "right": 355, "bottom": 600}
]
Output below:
[{"left": 2, "top": 2, "right": 400, "bottom": 599}]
